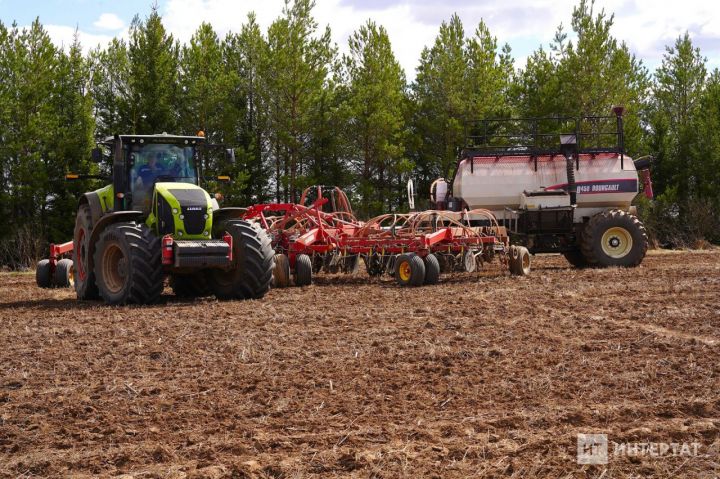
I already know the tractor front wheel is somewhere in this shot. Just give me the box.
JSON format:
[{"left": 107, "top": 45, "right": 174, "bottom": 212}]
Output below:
[
  {"left": 208, "top": 220, "right": 274, "bottom": 299},
  {"left": 93, "top": 222, "right": 163, "bottom": 305}
]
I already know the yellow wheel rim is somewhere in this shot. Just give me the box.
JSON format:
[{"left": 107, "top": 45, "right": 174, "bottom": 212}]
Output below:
[
  {"left": 398, "top": 261, "right": 411, "bottom": 281},
  {"left": 601, "top": 227, "right": 633, "bottom": 259},
  {"left": 67, "top": 263, "right": 75, "bottom": 287}
]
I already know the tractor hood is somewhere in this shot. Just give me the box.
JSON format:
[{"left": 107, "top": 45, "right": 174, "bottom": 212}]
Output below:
[{"left": 151, "top": 182, "right": 213, "bottom": 239}]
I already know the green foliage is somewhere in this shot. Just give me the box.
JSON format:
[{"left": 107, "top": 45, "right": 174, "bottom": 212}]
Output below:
[
  {"left": 342, "top": 20, "right": 407, "bottom": 216},
  {"left": 2, "top": 0, "right": 720, "bottom": 268},
  {"left": 409, "top": 14, "right": 514, "bottom": 200}
]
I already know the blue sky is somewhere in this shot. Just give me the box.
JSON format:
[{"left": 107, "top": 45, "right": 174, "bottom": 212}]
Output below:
[{"left": 2, "top": 0, "right": 719, "bottom": 79}]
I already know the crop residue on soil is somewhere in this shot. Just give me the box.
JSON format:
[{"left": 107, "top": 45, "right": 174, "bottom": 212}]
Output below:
[{"left": 1, "top": 250, "right": 719, "bottom": 478}]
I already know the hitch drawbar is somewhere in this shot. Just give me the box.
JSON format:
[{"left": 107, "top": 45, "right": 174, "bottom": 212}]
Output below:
[{"left": 162, "top": 235, "right": 233, "bottom": 268}]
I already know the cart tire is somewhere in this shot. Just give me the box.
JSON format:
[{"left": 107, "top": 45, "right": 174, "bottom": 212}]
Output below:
[
  {"left": 36, "top": 259, "right": 52, "bottom": 288},
  {"left": 581, "top": 210, "right": 648, "bottom": 267},
  {"left": 273, "top": 253, "right": 291, "bottom": 288},
  {"left": 423, "top": 254, "right": 440, "bottom": 285},
  {"left": 53, "top": 258, "right": 74, "bottom": 288},
  {"left": 511, "top": 246, "right": 531, "bottom": 276},
  {"left": 294, "top": 254, "right": 312, "bottom": 286},
  {"left": 394, "top": 253, "right": 425, "bottom": 287}
]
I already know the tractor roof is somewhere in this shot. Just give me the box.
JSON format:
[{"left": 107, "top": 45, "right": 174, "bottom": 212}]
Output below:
[{"left": 100, "top": 133, "right": 206, "bottom": 145}]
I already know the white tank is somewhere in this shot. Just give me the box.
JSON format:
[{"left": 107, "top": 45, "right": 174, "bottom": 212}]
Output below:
[{"left": 452, "top": 152, "right": 639, "bottom": 218}]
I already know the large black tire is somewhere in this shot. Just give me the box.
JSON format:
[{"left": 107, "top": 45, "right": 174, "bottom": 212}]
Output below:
[
  {"left": 423, "top": 254, "right": 440, "bottom": 285},
  {"left": 170, "top": 273, "right": 211, "bottom": 298},
  {"left": 93, "top": 222, "right": 163, "bottom": 305},
  {"left": 581, "top": 210, "right": 648, "bottom": 267},
  {"left": 272, "top": 253, "right": 291, "bottom": 288},
  {"left": 394, "top": 253, "right": 425, "bottom": 287},
  {"left": 294, "top": 254, "right": 312, "bottom": 286},
  {"left": 36, "top": 259, "right": 52, "bottom": 288},
  {"left": 207, "top": 220, "right": 274, "bottom": 299},
  {"left": 563, "top": 250, "right": 589, "bottom": 268},
  {"left": 53, "top": 258, "right": 74, "bottom": 288},
  {"left": 73, "top": 204, "right": 99, "bottom": 299}
]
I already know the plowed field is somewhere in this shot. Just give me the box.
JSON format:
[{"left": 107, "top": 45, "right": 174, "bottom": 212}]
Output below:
[{"left": 1, "top": 250, "right": 719, "bottom": 478}]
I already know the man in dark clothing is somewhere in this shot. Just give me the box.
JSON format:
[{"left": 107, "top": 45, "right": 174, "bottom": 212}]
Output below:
[{"left": 137, "top": 153, "right": 165, "bottom": 186}]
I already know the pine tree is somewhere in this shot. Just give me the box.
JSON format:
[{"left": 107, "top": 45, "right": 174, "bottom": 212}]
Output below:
[
  {"left": 343, "top": 20, "right": 407, "bottom": 216},
  {"left": 127, "top": 7, "right": 180, "bottom": 133},
  {"left": 264, "top": 0, "right": 335, "bottom": 202}
]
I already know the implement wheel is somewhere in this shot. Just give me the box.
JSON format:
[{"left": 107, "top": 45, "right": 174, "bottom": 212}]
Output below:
[
  {"left": 294, "top": 254, "right": 312, "bottom": 286},
  {"left": 581, "top": 210, "right": 648, "bottom": 267},
  {"left": 273, "top": 253, "right": 291, "bottom": 288},
  {"left": 170, "top": 273, "right": 211, "bottom": 298},
  {"left": 94, "top": 222, "right": 163, "bottom": 305},
  {"left": 36, "top": 259, "right": 52, "bottom": 288},
  {"left": 394, "top": 253, "right": 425, "bottom": 287},
  {"left": 509, "top": 246, "right": 531, "bottom": 276},
  {"left": 423, "top": 254, "right": 440, "bottom": 285},
  {"left": 73, "top": 204, "right": 99, "bottom": 299},
  {"left": 208, "top": 220, "right": 274, "bottom": 299},
  {"left": 54, "top": 258, "right": 74, "bottom": 288}
]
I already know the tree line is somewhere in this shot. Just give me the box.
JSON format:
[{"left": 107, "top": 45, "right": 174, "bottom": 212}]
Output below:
[{"left": 0, "top": 0, "right": 718, "bottom": 267}]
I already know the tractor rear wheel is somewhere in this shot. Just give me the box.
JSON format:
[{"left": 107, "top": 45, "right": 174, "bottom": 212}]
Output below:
[
  {"left": 581, "top": 210, "right": 648, "bottom": 267},
  {"left": 73, "top": 204, "right": 99, "bottom": 300},
  {"left": 94, "top": 222, "right": 163, "bottom": 305},
  {"left": 394, "top": 253, "right": 425, "bottom": 287},
  {"left": 272, "top": 253, "right": 291, "bottom": 288},
  {"left": 294, "top": 254, "right": 312, "bottom": 286},
  {"left": 208, "top": 220, "right": 274, "bottom": 299},
  {"left": 36, "top": 259, "right": 52, "bottom": 288},
  {"left": 423, "top": 254, "right": 440, "bottom": 285},
  {"left": 170, "top": 273, "right": 211, "bottom": 298},
  {"left": 53, "top": 258, "right": 74, "bottom": 288}
]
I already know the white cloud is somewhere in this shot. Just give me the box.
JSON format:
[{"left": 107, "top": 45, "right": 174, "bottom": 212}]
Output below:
[
  {"left": 93, "top": 13, "right": 125, "bottom": 31},
  {"left": 44, "top": 24, "right": 116, "bottom": 53}
]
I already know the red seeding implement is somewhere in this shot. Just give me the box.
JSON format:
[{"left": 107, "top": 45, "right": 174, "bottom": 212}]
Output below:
[{"left": 242, "top": 185, "right": 530, "bottom": 288}]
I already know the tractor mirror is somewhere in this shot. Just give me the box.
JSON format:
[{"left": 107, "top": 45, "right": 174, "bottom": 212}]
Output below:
[
  {"left": 225, "top": 148, "right": 235, "bottom": 164},
  {"left": 91, "top": 147, "right": 103, "bottom": 163}
]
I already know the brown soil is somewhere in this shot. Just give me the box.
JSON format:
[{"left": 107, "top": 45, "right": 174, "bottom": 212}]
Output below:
[{"left": 1, "top": 250, "right": 719, "bottom": 478}]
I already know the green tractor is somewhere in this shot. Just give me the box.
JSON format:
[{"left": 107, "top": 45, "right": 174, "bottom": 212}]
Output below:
[{"left": 61, "top": 133, "right": 274, "bottom": 305}]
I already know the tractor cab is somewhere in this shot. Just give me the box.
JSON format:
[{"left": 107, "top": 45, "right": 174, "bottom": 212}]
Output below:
[{"left": 40, "top": 132, "right": 275, "bottom": 305}]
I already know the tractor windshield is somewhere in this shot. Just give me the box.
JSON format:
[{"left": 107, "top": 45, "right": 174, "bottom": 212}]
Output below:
[{"left": 127, "top": 143, "right": 198, "bottom": 210}]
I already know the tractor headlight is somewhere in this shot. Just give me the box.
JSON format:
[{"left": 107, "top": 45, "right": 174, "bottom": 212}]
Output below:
[
  {"left": 203, "top": 231, "right": 209, "bottom": 236},
  {"left": 179, "top": 214, "right": 184, "bottom": 220},
  {"left": 177, "top": 231, "right": 183, "bottom": 236},
  {"left": 172, "top": 208, "right": 179, "bottom": 215}
]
